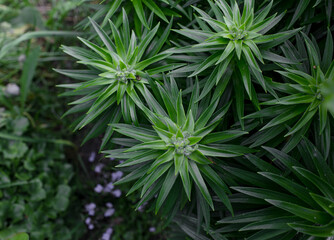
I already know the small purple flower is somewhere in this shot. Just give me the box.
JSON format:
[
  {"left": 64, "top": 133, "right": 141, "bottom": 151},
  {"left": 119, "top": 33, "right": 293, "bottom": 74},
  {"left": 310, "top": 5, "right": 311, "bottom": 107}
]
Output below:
[
  {"left": 106, "top": 202, "right": 113, "bottom": 208},
  {"left": 109, "top": 157, "right": 115, "bottom": 161},
  {"left": 119, "top": 160, "right": 124, "bottom": 164},
  {"left": 149, "top": 227, "right": 156, "bottom": 233},
  {"left": 85, "top": 203, "right": 96, "bottom": 212},
  {"left": 103, "top": 182, "right": 114, "bottom": 193},
  {"left": 88, "top": 210, "right": 95, "bottom": 216},
  {"left": 101, "top": 234, "right": 110, "bottom": 240},
  {"left": 88, "top": 224, "right": 94, "bottom": 230},
  {"left": 94, "top": 163, "right": 104, "bottom": 173},
  {"left": 85, "top": 217, "right": 92, "bottom": 225},
  {"left": 94, "top": 184, "right": 104, "bottom": 193},
  {"left": 112, "top": 189, "right": 122, "bottom": 198},
  {"left": 89, "top": 152, "right": 96, "bottom": 162},
  {"left": 101, "top": 228, "right": 113, "bottom": 240},
  {"left": 111, "top": 171, "right": 124, "bottom": 182},
  {"left": 104, "top": 208, "right": 115, "bottom": 217}
]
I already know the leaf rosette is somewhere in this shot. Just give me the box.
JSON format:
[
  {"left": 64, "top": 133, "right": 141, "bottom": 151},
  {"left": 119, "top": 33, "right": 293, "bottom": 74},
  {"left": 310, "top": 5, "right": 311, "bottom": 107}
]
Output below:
[
  {"left": 251, "top": 31, "right": 334, "bottom": 138},
  {"left": 173, "top": 0, "right": 299, "bottom": 100},
  {"left": 170, "top": 0, "right": 300, "bottom": 129},
  {"left": 104, "top": 77, "right": 252, "bottom": 215},
  {"left": 56, "top": 10, "right": 174, "bottom": 149}
]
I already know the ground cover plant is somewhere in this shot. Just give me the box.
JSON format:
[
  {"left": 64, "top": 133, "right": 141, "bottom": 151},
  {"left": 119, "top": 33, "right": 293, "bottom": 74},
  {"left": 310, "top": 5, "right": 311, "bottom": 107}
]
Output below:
[
  {"left": 0, "top": 3, "right": 86, "bottom": 239},
  {"left": 1, "top": 0, "right": 334, "bottom": 239},
  {"left": 0, "top": 2, "right": 163, "bottom": 240}
]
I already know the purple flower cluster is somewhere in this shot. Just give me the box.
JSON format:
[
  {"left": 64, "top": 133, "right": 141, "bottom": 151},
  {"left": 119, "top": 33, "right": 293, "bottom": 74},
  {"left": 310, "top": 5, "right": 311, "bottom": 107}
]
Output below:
[
  {"left": 85, "top": 202, "right": 96, "bottom": 216},
  {"left": 84, "top": 152, "right": 126, "bottom": 239},
  {"left": 84, "top": 201, "right": 116, "bottom": 237},
  {"left": 85, "top": 151, "right": 158, "bottom": 239},
  {"left": 85, "top": 217, "right": 94, "bottom": 230},
  {"left": 93, "top": 181, "right": 122, "bottom": 197},
  {"left": 92, "top": 161, "right": 123, "bottom": 198},
  {"left": 104, "top": 202, "right": 115, "bottom": 217}
]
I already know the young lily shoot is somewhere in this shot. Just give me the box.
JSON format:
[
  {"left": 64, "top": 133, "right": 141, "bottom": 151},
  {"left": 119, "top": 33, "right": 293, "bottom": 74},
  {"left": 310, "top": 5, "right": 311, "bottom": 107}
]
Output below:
[
  {"left": 173, "top": 0, "right": 299, "bottom": 98},
  {"left": 104, "top": 78, "right": 252, "bottom": 218},
  {"left": 56, "top": 10, "right": 172, "bottom": 149}
]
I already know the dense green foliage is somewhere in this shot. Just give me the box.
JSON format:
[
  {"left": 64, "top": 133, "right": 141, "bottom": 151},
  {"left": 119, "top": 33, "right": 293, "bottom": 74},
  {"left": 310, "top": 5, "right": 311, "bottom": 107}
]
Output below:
[
  {"left": 58, "top": 0, "right": 334, "bottom": 239},
  {"left": 0, "top": 108, "right": 83, "bottom": 240},
  {"left": 220, "top": 140, "right": 334, "bottom": 238},
  {"left": 1, "top": 0, "right": 334, "bottom": 239}
]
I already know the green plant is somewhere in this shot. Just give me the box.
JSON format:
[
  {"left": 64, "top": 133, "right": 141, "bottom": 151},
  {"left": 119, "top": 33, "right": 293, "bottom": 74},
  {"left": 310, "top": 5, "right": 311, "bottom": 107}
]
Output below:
[
  {"left": 285, "top": 0, "right": 332, "bottom": 28},
  {"left": 243, "top": 30, "right": 333, "bottom": 156},
  {"left": 77, "top": 0, "right": 191, "bottom": 30},
  {"left": 171, "top": 0, "right": 300, "bottom": 127},
  {"left": 57, "top": 11, "right": 174, "bottom": 150},
  {"left": 262, "top": 31, "right": 333, "bottom": 136},
  {"left": 54, "top": 0, "right": 334, "bottom": 239},
  {"left": 218, "top": 140, "right": 334, "bottom": 238},
  {"left": 105, "top": 77, "right": 252, "bottom": 220},
  {"left": 0, "top": 107, "right": 84, "bottom": 240}
]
